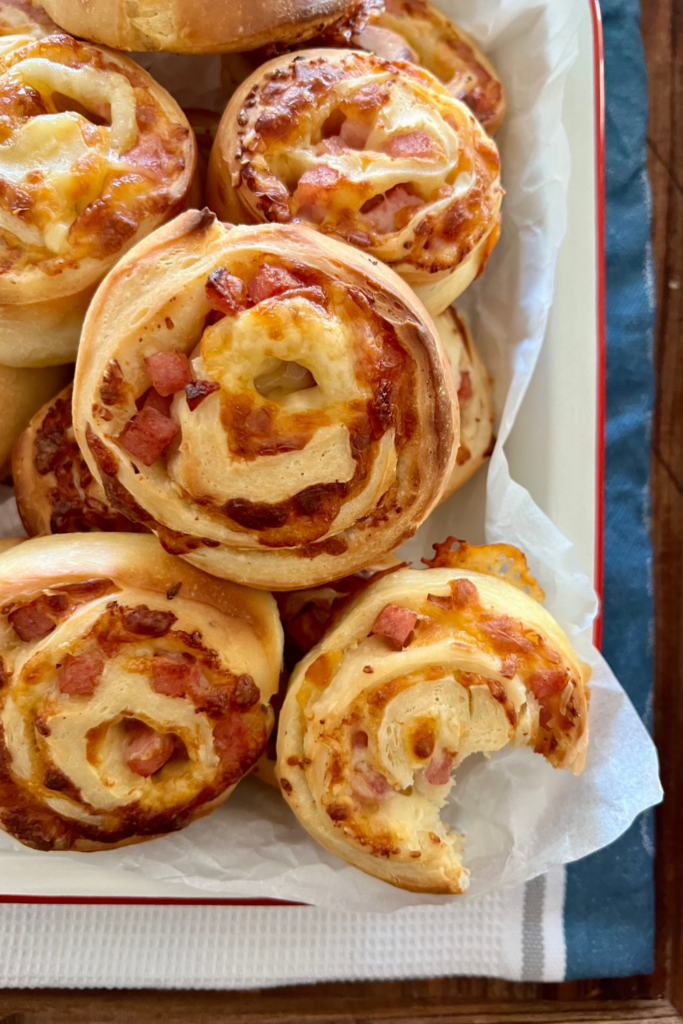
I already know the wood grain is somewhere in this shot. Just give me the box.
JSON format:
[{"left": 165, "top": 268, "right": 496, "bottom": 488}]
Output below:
[{"left": 1, "top": 0, "right": 680, "bottom": 1019}]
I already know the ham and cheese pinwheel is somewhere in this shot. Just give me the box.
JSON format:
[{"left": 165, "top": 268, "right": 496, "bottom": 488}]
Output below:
[
  {"left": 13, "top": 384, "right": 144, "bottom": 536},
  {"left": 0, "top": 33, "right": 196, "bottom": 368},
  {"left": 277, "top": 540, "right": 589, "bottom": 893},
  {"left": 361, "top": 0, "right": 505, "bottom": 135},
  {"left": 0, "top": 533, "right": 282, "bottom": 852},
  {"left": 207, "top": 49, "right": 503, "bottom": 316},
  {"left": 435, "top": 308, "right": 493, "bottom": 497},
  {"left": 72, "top": 211, "right": 459, "bottom": 590}
]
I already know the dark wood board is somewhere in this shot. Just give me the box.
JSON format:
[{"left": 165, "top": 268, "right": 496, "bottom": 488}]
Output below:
[{"left": 1, "top": 0, "right": 681, "bottom": 1018}]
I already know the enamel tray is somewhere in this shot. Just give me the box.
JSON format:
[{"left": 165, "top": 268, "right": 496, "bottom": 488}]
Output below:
[{"left": 0, "top": 0, "right": 605, "bottom": 903}]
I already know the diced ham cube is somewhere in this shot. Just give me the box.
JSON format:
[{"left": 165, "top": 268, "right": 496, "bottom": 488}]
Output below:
[
  {"left": 151, "top": 654, "right": 200, "bottom": 699},
  {"left": 247, "top": 265, "right": 305, "bottom": 304},
  {"left": 351, "top": 767, "right": 394, "bottom": 802},
  {"left": 125, "top": 720, "right": 174, "bottom": 777},
  {"left": 205, "top": 267, "right": 248, "bottom": 315},
  {"left": 425, "top": 749, "right": 454, "bottom": 786},
  {"left": 457, "top": 371, "right": 473, "bottom": 402},
  {"left": 58, "top": 654, "right": 103, "bottom": 695},
  {"left": 382, "top": 131, "right": 434, "bottom": 160},
  {"left": 9, "top": 600, "right": 56, "bottom": 642},
  {"left": 185, "top": 379, "right": 220, "bottom": 411},
  {"left": 144, "top": 351, "right": 191, "bottom": 397},
  {"left": 362, "top": 185, "right": 425, "bottom": 234},
  {"left": 352, "top": 730, "right": 369, "bottom": 749},
  {"left": 137, "top": 387, "right": 172, "bottom": 417},
  {"left": 339, "top": 118, "right": 371, "bottom": 150},
  {"left": 353, "top": 24, "right": 418, "bottom": 63},
  {"left": 370, "top": 604, "right": 418, "bottom": 648},
  {"left": 121, "top": 407, "right": 179, "bottom": 467},
  {"left": 292, "top": 165, "right": 339, "bottom": 223},
  {"left": 529, "top": 670, "right": 568, "bottom": 700}
]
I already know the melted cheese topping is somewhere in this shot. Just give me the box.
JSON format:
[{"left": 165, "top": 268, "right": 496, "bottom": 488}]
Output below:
[
  {"left": 228, "top": 51, "right": 502, "bottom": 274},
  {"left": 277, "top": 565, "right": 590, "bottom": 894},
  {"left": 0, "top": 36, "right": 193, "bottom": 274}
]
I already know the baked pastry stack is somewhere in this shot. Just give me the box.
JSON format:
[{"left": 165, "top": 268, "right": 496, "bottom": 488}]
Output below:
[{"left": 0, "top": 1, "right": 591, "bottom": 893}]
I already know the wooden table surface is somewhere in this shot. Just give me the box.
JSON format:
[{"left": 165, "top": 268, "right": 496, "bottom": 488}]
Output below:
[{"left": 1, "top": 1, "right": 680, "bottom": 1020}]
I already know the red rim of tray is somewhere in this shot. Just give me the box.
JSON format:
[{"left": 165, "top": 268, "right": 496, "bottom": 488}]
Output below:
[{"left": 0, "top": 0, "right": 607, "bottom": 906}]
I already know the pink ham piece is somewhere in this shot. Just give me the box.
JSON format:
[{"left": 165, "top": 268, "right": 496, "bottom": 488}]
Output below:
[
  {"left": 186, "top": 379, "right": 220, "bottom": 411},
  {"left": 247, "top": 264, "right": 305, "bottom": 304},
  {"left": 382, "top": 131, "right": 434, "bottom": 160},
  {"left": 529, "top": 670, "right": 568, "bottom": 700},
  {"left": 205, "top": 267, "right": 248, "bottom": 315},
  {"left": 121, "top": 406, "right": 179, "bottom": 467},
  {"left": 151, "top": 654, "right": 200, "bottom": 699},
  {"left": 363, "top": 185, "right": 425, "bottom": 234},
  {"left": 292, "top": 165, "right": 340, "bottom": 224},
  {"left": 9, "top": 600, "right": 56, "bottom": 642},
  {"left": 425, "top": 749, "right": 454, "bottom": 786},
  {"left": 144, "top": 351, "right": 191, "bottom": 397},
  {"left": 371, "top": 604, "right": 418, "bottom": 648},
  {"left": 339, "top": 117, "right": 371, "bottom": 150},
  {"left": 138, "top": 387, "right": 172, "bottom": 417},
  {"left": 58, "top": 653, "right": 103, "bottom": 695},
  {"left": 351, "top": 767, "right": 395, "bottom": 803},
  {"left": 457, "top": 371, "right": 473, "bottom": 402},
  {"left": 353, "top": 24, "right": 418, "bottom": 63},
  {"left": 352, "top": 730, "right": 369, "bottom": 750},
  {"left": 125, "top": 720, "right": 174, "bottom": 777}
]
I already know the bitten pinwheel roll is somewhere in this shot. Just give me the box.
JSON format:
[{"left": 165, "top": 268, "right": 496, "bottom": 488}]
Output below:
[
  {"left": 0, "top": 362, "right": 72, "bottom": 477},
  {"left": 207, "top": 49, "right": 503, "bottom": 316},
  {"left": 365, "top": 0, "right": 505, "bottom": 134},
  {"left": 39, "top": 0, "right": 382, "bottom": 54},
  {"left": 12, "top": 384, "right": 146, "bottom": 536},
  {"left": 0, "top": 533, "right": 282, "bottom": 852},
  {"left": 0, "top": 33, "right": 196, "bottom": 367},
  {"left": 434, "top": 308, "right": 493, "bottom": 497},
  {"left": 277, "top": 541, "right": 590, "bottom": 894},
  {"left": 72, "top": 210, "right": 459, "bottom": 590}
]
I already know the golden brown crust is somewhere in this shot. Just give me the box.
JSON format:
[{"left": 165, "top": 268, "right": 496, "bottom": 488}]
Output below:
[
  {"left": 0, "top": 0, "right": 57, "bottom": 54},
  {"left": 0, "top": 533, "right": 282, "bottom": 851},
  {"left": 207, "top": 48, "right": 503, "bottom": 316},
  {"left": 0, "top": 33, "right": 196, "bottom": 367},
  {"left": 72, "top": 211, "right": 458, "bottom": 590},
  {"left": 433, "top": 308, "right": 494, "bottom": 497},
  {"left": 0, "top": 362, "right": 72, "bottom": 476},
  {"left": 12, "top": 383, "right": 147, "bottom": 537},
  {"left": 376, "top": 0, "right": 505, "bottom": 134},
  {"left": 39, "top": 0, "right": 381, "bottom": 54},
  {"left": 277, "top": 556, "right": 590, "bottom": 893}
]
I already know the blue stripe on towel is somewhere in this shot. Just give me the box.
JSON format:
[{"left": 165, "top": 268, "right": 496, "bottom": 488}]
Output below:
[{"left": 564, "top": 0, "right": 656, "bottom": 980}]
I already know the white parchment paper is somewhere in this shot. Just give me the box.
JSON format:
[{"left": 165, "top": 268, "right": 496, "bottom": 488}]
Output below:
[{"left": 0, "top": 0, "right": 662, "bottom": 910}]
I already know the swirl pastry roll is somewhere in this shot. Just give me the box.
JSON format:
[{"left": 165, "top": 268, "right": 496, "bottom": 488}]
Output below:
[
  {"left": 277, "top": 543, "right": 589, "bottom": 893},
  {"left": 0, "top": 533, "right": 282, "bottom": 851},
  {"left": 0, "top": 362, "right": 72, "bottom": 476},
  {"left": 39, "top": 0, "right": 382, "bottom": 54},
  {"left": 73, "top": 211, "right": 458, "bottom": 590},
  {"left": 13, "top": 384, "right": 145, "bottom": 535},
  {"left": 366, "top": 0, "right": 505, "bottom": 134},
  {"left": 435, "top": 308, "right": 493, "bottom": 497},
  {"left": 207, "top": 49, "right": 503, "bottom": 316},
  {"left": 0, "top": 34, "right": 196, "bottom": 367}
]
